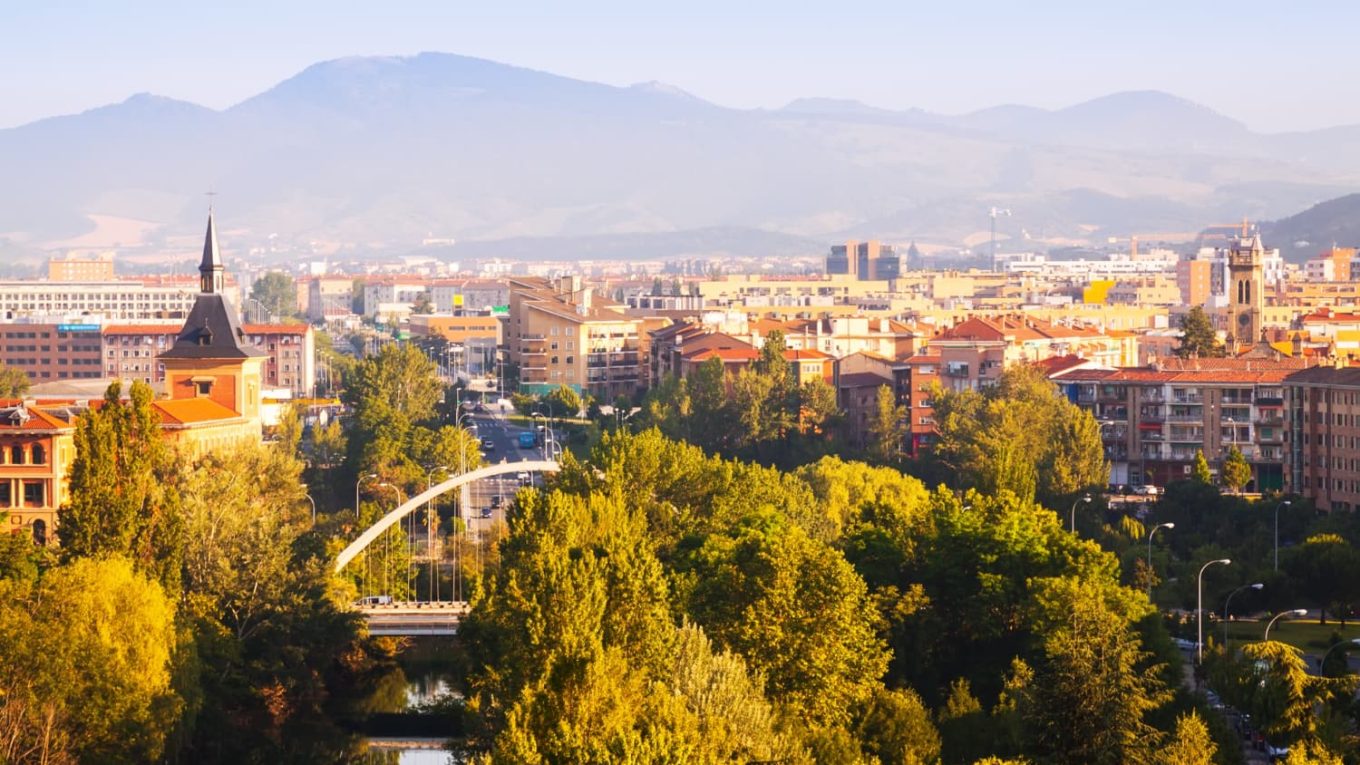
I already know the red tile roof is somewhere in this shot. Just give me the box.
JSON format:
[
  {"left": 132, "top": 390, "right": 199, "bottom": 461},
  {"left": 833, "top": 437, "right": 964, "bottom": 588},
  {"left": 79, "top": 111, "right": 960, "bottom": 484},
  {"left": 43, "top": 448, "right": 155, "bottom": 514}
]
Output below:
[{"left": 152, "top": 398, "right": 242, "bottom": 426}]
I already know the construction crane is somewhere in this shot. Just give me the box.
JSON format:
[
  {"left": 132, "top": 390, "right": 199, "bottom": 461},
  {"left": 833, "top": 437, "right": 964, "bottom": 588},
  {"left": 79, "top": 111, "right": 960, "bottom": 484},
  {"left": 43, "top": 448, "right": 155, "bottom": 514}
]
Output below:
[{"left": 990, "top": 207, "right": 1012, "bottom": 272}]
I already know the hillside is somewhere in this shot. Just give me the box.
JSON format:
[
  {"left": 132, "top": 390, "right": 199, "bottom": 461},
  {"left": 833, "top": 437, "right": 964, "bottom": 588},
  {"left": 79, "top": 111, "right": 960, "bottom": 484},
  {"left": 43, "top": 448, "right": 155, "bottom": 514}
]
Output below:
[
  {"left": 1260, "top": 193, "right": 1360, "bottom": 260},
  {"left": 3, "top": 52, "right": 1360, "bottom": 259}
]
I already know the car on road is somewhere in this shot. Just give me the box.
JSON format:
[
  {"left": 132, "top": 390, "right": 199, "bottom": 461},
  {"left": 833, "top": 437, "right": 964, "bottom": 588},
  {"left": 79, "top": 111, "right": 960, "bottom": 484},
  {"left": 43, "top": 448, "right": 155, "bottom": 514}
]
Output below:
[
  {"left": 491, "top": 495, "right": 504, "bottom": 509},
  {"left": 1173, "top": 638, "right": 1196, "bottom": 651},
  {"left": 357, "top": 595, "right": 392, "bottom": 606},
  {"left": 474, "top": 403, "right": 489, "bottom": 414},
  {"left": 481, "top": 437, "right": 495, "bottom": 450},
  {"left": 1265, "top": 741, "right": 1289, "bottom": 760},
  {"left": 1133, "top": 484, "right": 1161, "bottom": 496},
  {"left": 516, "top": 471, "right": 531, "bottom": 485},
  {"left": 481, "top": 507, "right": 493, "bottom": 519}
]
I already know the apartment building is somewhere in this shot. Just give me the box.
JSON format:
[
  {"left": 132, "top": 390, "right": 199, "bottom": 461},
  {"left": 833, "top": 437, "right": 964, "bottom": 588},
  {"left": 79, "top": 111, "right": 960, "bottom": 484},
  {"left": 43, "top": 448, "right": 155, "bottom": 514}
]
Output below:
[
  {"left": 1052, "top": 359, "right": 1305, "bottom": 488},
  {"left": 306, "top": 277, "right": 356, "bottom": 321},
  {"left": 931, "top": 315, "right": 1137, "bottom": 392},
  {"left": 1283, "top": 366, "right": 1360, "bottom": 511},
  {"left": 48, "top": 252, "right": 115, "bottom": 281},
  {"left": 507, "top": 276, "right": 646, "bottom": 400},
  {"left": 0, "top": 322, "right": 105, "bottom": 382},
  {"left": 0, "top": 280, "right": 197, "bottom": 320},
  {"left": 102, "top": 322, "right": 315, "bottom": 396}
]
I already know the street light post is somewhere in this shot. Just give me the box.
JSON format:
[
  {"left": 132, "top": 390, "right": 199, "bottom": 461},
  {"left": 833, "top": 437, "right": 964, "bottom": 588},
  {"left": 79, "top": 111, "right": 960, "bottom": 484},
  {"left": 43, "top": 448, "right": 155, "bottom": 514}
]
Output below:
[
  {"left": 1070, "top": 494, "right": 1092, "bottom": 534},
  {"left": 1198, "top": 558, "right": 1232, "bottom": 663},
  {"left": 1222, "top": 582, "right": 1264, "bottom": 652},
  {"left": 1321, "top": 638, "right": 1360, "bottom": 675},
  {"left": 354, "top": 473, "right": 378, "bottom": 519},
  {"left": 1274, "top": 500, "right": 1291, "bottom": 572},
  {"left": 1146, "top": 522, "right": 1174, "bottom": 596},
  {"left": 1264, "top": 609, "right": 1308, "bottom": 642},
  {"left": 304, "top": 493, "right": 317, "bottom": 526}
]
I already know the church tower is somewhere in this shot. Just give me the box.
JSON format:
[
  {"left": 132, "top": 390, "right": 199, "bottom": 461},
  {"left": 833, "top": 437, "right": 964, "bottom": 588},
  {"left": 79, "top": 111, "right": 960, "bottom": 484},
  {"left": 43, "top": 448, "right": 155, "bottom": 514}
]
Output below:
[
  {"left": 1225, "top": 231, "right": 1265, "bottom": 348},
  {"left": 159, "top": 213, "right": 266, "bottom": 429}
]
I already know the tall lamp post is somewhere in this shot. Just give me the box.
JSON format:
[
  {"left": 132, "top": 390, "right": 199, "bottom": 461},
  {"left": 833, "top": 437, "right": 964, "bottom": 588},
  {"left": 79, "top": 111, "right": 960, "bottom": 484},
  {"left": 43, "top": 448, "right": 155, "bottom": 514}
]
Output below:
[
  {"left": 1222, "top": 582, "right": 1264, "bottom": 651},
  {"left": 303, "top": 493, "right": 317, "bottom": 526},
  {"left": 1264, "top": 609, "right": 1308, "bottom": 642},
  {"left": 1198, "top": 558, "right": 1232, "bottom": 663},
  {"left": 1146, "top": 522, "right": 1174, "bottom": 595},
  {"left": 1070, "top": 494, "right": 1092, "bottom": 534},
  {"left": 1274, "top": 500, "right": 1291, "bottom": 572},
  {"left": 1321, "top": 638, "right": 1360, "bottom": 675},
  {"left": 354, "top": 473, "right": 378, "bottom": 519}
]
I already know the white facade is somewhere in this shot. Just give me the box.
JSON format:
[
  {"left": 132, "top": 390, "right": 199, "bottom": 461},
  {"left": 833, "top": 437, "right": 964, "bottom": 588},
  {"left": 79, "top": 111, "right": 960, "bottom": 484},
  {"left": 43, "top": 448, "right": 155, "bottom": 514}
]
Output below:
[{"left": 0, "top": 281, "right": 197, "bottom": 320}]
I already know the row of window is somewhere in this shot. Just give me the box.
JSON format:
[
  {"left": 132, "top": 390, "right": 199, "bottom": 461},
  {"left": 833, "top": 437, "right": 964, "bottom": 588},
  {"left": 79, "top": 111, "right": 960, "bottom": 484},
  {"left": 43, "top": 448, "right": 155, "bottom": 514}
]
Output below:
[
  {"left": 0, "top": 445, "right": 46, "bottom": 465},
  {"left": 0, "top": 481, "right": 46, "bottom": 508}
]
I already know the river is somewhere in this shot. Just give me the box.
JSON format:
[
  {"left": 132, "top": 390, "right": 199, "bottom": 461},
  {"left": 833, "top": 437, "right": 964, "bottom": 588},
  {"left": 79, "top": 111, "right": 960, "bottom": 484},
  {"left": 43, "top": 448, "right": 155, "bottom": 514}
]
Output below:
[{"left": 359, "top": 637, "right": 465, "bottom": 765}]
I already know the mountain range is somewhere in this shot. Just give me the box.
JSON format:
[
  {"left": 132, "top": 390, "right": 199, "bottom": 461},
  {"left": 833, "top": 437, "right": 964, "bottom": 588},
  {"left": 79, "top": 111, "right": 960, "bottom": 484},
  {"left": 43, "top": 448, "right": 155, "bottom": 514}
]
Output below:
[{"left": 3, "top": 52, "right": 1359, "bottom": 262}]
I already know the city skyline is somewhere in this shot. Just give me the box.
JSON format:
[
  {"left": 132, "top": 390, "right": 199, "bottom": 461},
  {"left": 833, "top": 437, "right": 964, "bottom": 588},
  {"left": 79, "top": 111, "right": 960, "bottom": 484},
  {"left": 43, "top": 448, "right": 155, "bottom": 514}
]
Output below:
[{"left": 4, "top": 0, "right": 1360, "bottom": 132}]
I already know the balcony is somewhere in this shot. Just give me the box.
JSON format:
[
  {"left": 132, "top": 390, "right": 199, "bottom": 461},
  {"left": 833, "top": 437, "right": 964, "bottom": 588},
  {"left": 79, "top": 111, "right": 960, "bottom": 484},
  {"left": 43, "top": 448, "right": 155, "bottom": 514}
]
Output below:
[
  {"left": 1171, "top": 393, "right": 1203, "bottom": 404},
  {"left": 1255, "top": 396, "right": 1285, "bottom": 406},
  {"left": 1167, "top": 413, "right": 1204, "bottom": 423}
]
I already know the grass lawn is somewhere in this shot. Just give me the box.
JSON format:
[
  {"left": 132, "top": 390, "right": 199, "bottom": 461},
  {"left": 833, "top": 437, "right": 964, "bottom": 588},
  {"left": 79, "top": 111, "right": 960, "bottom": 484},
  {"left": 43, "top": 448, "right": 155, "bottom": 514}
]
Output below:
[{"left": 1222, "top": 619, "right": 1360, "bottom": 653}]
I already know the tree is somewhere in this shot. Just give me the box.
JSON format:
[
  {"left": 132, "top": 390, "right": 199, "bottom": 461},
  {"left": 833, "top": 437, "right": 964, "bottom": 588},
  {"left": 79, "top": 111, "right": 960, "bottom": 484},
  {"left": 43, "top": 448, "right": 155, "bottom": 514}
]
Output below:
[
  {"left": 1220, "top": 445, "right": 1251, "bottom": 493},
  {"left": 0, "top": 556, "right": 182, "bottom": 763},
  {"left": 853, "top": 686, "right": 941, "bottom": 765},
  {"left": 930, "top": 366, "right": 1106, "bottom": 505},
  {"left": 1153, "top": 711, "right": 1216, "bottom": 765},
  {"left": 866, "top": 385, "right": 906, "bottom": 465},
  {"left": 0, "top": 364, "right": 28, "bottom": 397},
  {"left": 682, "top": 516, "right": 889, "bottom": 728},
  {"left": 411, "top": 293, "right": 435, "bottom": 314},
  {"left": 1020, "top": 576, "right": 1170, "bottom": 765},
  {"left": 58, "top": 380, "right": 184, "bottom": 588},
  {"left": 544, "top": 383, "right": 583, "bottom": 417},
  {"left": 1175, "top": 307, "right": 1225, "bottom": 359},
  {"left": 1191, "top": 450, "right": 1213, "bottom": 484},
  {"left": 1286, "top": 534, "right": 1360, "bottom": 626},
  {"left": 249, "top": 271, "right": 297, "bottom": 319},
  {"left": 1239, "top": 640, "right": 1352, "bottom": 748}
]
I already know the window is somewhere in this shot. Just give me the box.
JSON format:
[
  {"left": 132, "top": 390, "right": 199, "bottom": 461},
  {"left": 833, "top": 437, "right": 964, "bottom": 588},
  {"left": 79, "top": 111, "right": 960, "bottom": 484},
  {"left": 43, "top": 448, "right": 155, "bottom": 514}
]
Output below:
[
  {"left": 22, "top": 481, "right": 43, "bottom": 507},
  {"left": 0, "top": 483, "right": 9, "bottom": 507},
  {"left": 195, "top": 380, "right": 212, "bottom": 396},
  {"left": 30, "top": 444, "right": 43, "bottom": 465},
  {"left": 9, "top": 446, "right": 22, "bottom": 465}
]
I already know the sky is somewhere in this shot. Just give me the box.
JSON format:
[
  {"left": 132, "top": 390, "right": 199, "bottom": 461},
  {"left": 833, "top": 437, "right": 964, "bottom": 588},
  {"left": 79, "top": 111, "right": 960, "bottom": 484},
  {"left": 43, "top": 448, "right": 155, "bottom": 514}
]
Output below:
[{"left": 3, "top": 1, "right": 1358, "bottom": 132}]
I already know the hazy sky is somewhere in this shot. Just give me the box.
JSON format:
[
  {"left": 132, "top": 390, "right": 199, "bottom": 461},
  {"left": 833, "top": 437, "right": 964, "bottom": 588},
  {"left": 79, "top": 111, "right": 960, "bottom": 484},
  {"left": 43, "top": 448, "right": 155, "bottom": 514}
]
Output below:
[{"left": 4, "top": 1, "right": 1356, "bottom": 132}]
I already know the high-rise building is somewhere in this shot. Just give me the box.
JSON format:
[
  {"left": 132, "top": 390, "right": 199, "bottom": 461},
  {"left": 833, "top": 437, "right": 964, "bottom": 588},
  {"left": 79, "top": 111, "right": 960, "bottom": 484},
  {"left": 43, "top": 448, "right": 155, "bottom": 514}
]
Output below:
[
  {"left": 47, "top": 252, "right": 115, "bottom": 281},
  {"left": 825, "top": 240, "right": 901, "bottom": 281}
]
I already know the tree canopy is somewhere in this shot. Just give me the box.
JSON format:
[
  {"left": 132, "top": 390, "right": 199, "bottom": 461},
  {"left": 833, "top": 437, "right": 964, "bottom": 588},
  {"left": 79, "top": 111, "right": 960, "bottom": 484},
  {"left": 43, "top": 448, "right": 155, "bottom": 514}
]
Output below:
[
  {"left": 1175, "top": 307, "right": 1225, "bottom": 358},
  {"left": 249, "top": 271, "right": 297, "bottom": 319}
]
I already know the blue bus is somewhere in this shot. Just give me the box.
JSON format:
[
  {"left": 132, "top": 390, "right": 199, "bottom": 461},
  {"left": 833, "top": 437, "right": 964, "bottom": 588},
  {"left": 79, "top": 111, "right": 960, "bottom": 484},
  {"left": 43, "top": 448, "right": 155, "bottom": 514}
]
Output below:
[{"left": 517, "top": 431, "right": 537, "bottom": 449}]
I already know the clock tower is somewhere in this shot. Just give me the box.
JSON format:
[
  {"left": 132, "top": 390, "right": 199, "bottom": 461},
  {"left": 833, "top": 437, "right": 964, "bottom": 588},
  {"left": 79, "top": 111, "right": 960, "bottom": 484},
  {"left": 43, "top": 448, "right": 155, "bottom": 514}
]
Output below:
[{"left": 1225, "top": 231, "right": 1264, "bottom": 348}]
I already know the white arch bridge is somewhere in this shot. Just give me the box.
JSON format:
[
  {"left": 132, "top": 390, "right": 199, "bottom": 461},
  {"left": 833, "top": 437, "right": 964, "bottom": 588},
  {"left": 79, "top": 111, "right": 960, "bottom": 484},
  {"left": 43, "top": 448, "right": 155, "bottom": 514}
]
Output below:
[
  {"left": 335, "top": 459, "right": 560, "bottom": 574},
  {"left": 339, "top": 460, "right": 560, "bottom": 635}
]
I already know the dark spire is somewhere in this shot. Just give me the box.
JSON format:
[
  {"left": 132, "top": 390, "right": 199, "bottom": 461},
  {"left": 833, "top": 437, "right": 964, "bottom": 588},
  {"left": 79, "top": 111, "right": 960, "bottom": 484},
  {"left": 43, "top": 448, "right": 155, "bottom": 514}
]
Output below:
[{"left": 200, "top": 212, "right": 224, "bottom": 294}]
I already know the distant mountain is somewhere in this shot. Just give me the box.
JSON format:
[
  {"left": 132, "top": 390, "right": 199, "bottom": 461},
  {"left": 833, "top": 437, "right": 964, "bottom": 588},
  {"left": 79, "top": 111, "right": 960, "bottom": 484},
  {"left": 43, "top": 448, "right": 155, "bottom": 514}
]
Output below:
[
  {"left": 3, "top": 52, "right": 1360, "bottom": 259},
  {"left": 1260, "top": 193, "right": 1360, "bottom": 258}
]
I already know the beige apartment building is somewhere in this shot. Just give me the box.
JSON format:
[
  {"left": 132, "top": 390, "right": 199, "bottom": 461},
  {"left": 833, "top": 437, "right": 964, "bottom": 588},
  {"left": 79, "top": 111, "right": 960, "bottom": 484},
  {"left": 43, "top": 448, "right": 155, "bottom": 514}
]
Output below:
[
  {"left": 48, "top": 252, "right": 115, "bottom": 281},
  {"left": 507, "top": 277, "right": 646, "bottom": 400}
]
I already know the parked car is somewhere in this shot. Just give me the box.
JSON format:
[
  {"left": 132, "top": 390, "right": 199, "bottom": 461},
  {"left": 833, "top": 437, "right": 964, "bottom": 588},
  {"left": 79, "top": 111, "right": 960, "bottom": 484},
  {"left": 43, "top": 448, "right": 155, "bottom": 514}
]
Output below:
[
  {"left": 1265, "top": 741, "right": 1290, "bottom": 760},
  {"left": 1133, "top": 484, "right": 1161, "bottom": 496},
  {"left": 481, "top": 437, "right": 495, "bottom": 450},
  {"left": 1173, "top": 638, "right": 1196, "bottom": 651}
]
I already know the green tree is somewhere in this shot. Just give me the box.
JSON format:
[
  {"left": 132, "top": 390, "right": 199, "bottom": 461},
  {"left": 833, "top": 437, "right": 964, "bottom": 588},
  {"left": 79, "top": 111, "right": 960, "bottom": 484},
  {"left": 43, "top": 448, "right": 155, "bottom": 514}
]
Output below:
[
  {"left": 0, "top": 364, "right": 29, "bottom": 397},
  {"left": 411, "top": 293, "right": 435, "bottom": 314},
  {"left": 866, "top": 384, "right": 906, "bottom": 465},
  {"left": 682, "top": 515, "right": 889, "bottom": 728},
  {"left": 0, "top": 556, "right": 182, "bottom": 763},
  {"left": 544, "top": 383, "right": 584, "bottom": 417},
  {"left": 930, "top": 366, "right": 1106, "bottom": 505},
  {"left": 1020, "top": 576, "right": 1169, "bottom": 765},
  {"left": 58, "top": 380, "right": 184, "bottom": 588},
  {"left": 1239, "top": 640, "right": 1352, "bottom": 748},
  {"left": 1175, "top": 307, "right": 1225, "bottom": 359},
  {"left": 0, "top": 510, "right": 39, "bottom": 582},
  {"left": 249, "top": 271, "right": 297, "bottom": 319},
  {"left": 350, "top": 278, "right": 366, "bottom": 315},
  {"left": 853, "top": 686, "right": 942, "bottom": 765},
  {"left": 1153, "top": 711, "right": 1217, "bottom": 765},
  {"left": 1286, "top": 534, "right": 1360, "bottom": 626},
  {"left": 688, "top": 356, "right": 733, "bottom": 452},
  {"left": 1191, "top": 450, "right": 1213, "bottom": 484},
  {"left": 1220, "top": 445, "right": 1251, "bottom": 493}
]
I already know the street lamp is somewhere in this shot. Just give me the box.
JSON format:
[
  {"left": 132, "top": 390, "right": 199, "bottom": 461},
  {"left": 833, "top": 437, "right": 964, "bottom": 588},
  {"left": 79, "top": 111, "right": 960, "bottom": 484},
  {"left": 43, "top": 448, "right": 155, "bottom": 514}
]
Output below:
[
  {"left": 1274, "top": 500, "right": 1291, "bottom": 572},
  {"left": 1197, "top": 558, "right": 1232, "bottom": 663},
  {"left": 1321, "top": 638, "right": 1360, "bottom": 674},
  {"left": 354, "top": 473, "right": 378, "bottom": 518},
  {"left": 303, "top": 493, "right": 317, "bottom": 526},
  {"left": 1264, "top": 609, "right": 1308, "bottom": 642},
  {"left": 1070, "top": 494, "right": 1092, "bottom": 534},
  {"left": 1146, "top": 522, "right": 1174, "bottom": 596},
  {"left": 1223, "top": 583, "right": 1264, "bottom": 651}
]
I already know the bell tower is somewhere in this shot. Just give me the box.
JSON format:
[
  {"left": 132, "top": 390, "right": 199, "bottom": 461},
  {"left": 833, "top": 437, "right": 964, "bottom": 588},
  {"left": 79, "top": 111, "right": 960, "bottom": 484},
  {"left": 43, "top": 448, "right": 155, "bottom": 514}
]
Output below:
[{"left": 1226, "top": 227, "right": 1264, "bottom": 348}]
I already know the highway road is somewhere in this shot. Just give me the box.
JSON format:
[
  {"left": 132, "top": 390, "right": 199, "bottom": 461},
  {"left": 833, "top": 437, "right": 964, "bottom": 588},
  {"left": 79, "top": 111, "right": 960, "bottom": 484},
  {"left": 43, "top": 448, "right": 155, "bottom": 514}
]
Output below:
[{"left": 461, "top": 409, "right": 550, "bottom": 531}]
